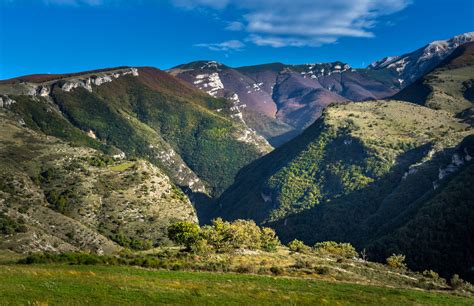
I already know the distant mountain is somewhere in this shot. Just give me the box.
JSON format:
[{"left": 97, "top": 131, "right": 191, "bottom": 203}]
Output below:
[
  {"left": 369, "top": 32, "right": 474, "bottom": 86},
  {"left": 169, "top": 61, "right": 399, "bottom": 145},
  {"left": 215, "top": 100, "right": 474, "bottom": 279},
  {"left": 392, "top": 41, "right": 474, "bottom": 122},
  {"left": 169, "top": 33, "right": 474, "bottom": 147}
]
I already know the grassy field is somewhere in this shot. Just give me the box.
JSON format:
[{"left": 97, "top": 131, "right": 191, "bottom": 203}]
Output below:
[{"left": 0, "top": 264, "right": 472, "bottom": 305}]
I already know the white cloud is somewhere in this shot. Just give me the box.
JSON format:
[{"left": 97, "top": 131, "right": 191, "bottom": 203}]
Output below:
[
  {"left": 194, "top": 39, "right": 244, "bottom": 51},
  {"left": 225, "top": 21, "right": 244, "bottom": 31},
  {"left": 174, "top": 0, "right": 411, "bottom": 47},
  {"left": 5, "top": 0, "right": 411, "bottom": 48},
  {"left": 248, "top": 35, "right": 337, "bottom": 48}
]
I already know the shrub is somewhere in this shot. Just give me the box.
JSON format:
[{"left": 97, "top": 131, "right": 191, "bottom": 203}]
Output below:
[
  {"left": 448, "top": 274, "right": 473, "bottom": 292},
  {"left": 386, "top": 254, "right": 407, "bottom": 270},
  {"left": 314, "top": 266, "right": 330, "bottom": 275},
  {"left": 293, "top": 258, "right": 313, "bottom": 269},
  {"left": 260, "top": 227, "right": 280, "bottom": 252},
  {"left": 0, "top": 213, "right": 27, "bottom": 235},
  {"left": 422, "top": 269, "right": 441, "bottom": 280},
  {"left": 167, "top": 221, "right": 201, "bottom": 250},
  {"left": 287, "top": 239, "right": 311, "bottom": 253},
  {"left": 270, "top": 266, "right": 284, "bottom": 275},
  {"left": 191, "top": 238, "right": 213, "bottom": 254},
  {"left": 450, "top": 274, "right": 463, "bottom": 290},
  {"left": 235, "top": 264, "right": 255, "bottom": 274},
  {"left": 313, "top": 241, "right": 357, "bottom": 258}
]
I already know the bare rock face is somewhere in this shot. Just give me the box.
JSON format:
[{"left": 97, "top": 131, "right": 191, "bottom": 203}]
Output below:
[
  {"left": 61, "top": 68, "right": 139, "bottom": 92},
  {"left": 0, "top": 68, "right": 140, "bottom": 98},
  {"left": 0, "top": 95, "right": 16, "bottom": 108}
]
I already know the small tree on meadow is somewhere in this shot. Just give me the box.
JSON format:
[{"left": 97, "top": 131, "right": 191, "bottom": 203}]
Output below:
[{"left": 167, "top": 221, "right": 200, "bottom": 251}]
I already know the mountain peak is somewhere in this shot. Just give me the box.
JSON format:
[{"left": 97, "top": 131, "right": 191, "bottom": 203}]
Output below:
[
  {"left": 368, "top": 32, "right": 474, "bottom": 85},
  {"left": 172, "top": 60, "right": 228, "bottom": 72}
]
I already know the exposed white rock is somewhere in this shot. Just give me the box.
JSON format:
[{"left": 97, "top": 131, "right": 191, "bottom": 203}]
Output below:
[
  {"left": 452, "top": 153, "right": 464, "bottom": 166},
  {"left": 402, "top": 167, "right": 418, "bottom": 180},
  {"left": 38, "top": 86, "right": 50, "bottom": 97},
  {"left": 192, "top": 72, "right": 224, "bottom": 97},
  {"left": 261, "top": 192, "right": 272, "bottom": 202},
  {"left": 200, "top": 61, "right": 223, "bottom": 71},
  {"left": 87, "top": 130, "right": 97, "bottom": 139},
  {"left": 112, "top": 151, "right": 126, "bottom": 159},
  {"left": 0, "top": 96, "right": 16, "bottom": 108},
  {"left": 61, "top": 68, "right": 139, "bottom": 93}
]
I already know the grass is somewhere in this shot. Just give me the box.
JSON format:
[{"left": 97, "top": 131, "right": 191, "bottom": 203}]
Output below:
[
  {"left": 109, "top": 162, "right": 135, "bottom": 172},
  {"left": 0, "top": 264, "right": 472, "bottom": 305}
]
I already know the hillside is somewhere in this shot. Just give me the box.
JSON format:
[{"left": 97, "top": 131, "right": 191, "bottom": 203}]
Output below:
[
  {"left": 215, "top": 101, "right": 473, "bottom": 279},
  {"left": 393, "top": 42, "right": 474, "bottom": 122},
  {"left": 0, "top": 67, "right": 270, "bottom": 197},
  {"left": 0, "top": 110, "right": 196, "bottom": 253}
]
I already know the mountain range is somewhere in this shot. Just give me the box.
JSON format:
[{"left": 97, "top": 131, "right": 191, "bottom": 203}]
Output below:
[
  {"left": 1, "top": 32, "right": 473, "bottom": 280},
  {"left": 169, "top": 32, "right": 474, "bottom": 146}
]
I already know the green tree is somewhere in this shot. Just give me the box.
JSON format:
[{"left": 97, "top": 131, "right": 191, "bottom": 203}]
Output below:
[
  {"left": 229, "top": 219, "right": 262, "bottom": 250},
  {"left": 167, "top": 221, "right": 200, "bottom": 250}
]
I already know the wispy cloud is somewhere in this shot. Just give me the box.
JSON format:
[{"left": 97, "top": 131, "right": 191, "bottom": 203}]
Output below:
[
  {"left": 4, "top": 0, "right": 411, "bottom": 48},
  {"left": 173, "top": 0, "right": 411, "bottom": 47},
  {"left": 194, "top": 39, "right": 245, "bottom": 51},
  {"left": 225, "top": 21, "right": 244, "bottom": 31}
]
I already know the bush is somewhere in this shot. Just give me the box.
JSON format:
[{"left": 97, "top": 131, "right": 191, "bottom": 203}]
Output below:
[
  {"left": 260, "top": 227, "right": 280, "bottom": 252},
  {"left": 0, "top": 213, "right": 27, "bottom": 235},
  {"left": 450, "top": 274, "right": 463, "bottom": 290},
  {"left": 235, "top": 264, "right": 255, "bottom": 274},
  {"left": 314, "top": 266, "right": 330, "bottom": 275},
  {"left": 288, "top": 239, "right": 311, "bottom": 253},
  {"left": 167, "top": 221, "right": 201, "bottom": 250},
  {"left": 270, "top": 266, "right": 284, "bottom": 275},
  {"left": 448, "top": 274, "right": 473, "bottom": 292},
  {"left": 293, "top": 258, "right": 313, "bottom": 269},
  {"left": 422, "top": 269, "right": 441, "bottom": 280},
  {"left": 386, "top": 254, "right": 407, "bottom": 270},
  {"left": 313, "top": 241, "right": 357, "bottom": 258}
]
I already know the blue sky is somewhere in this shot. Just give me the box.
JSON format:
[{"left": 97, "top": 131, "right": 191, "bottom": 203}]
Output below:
[{"left": 0, "top": 0, "right": 473, "bottom": 79}]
